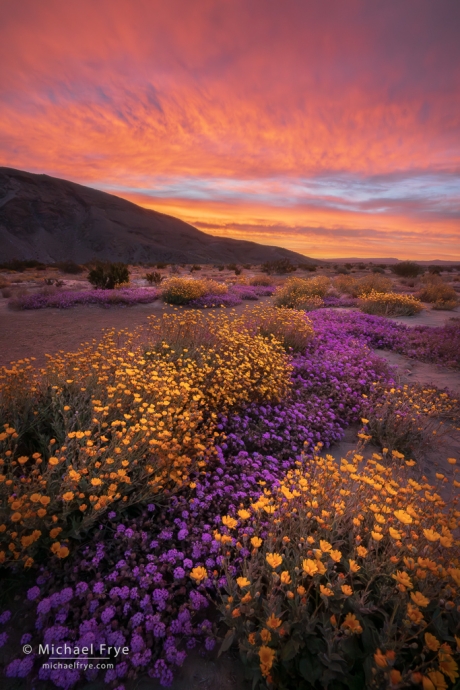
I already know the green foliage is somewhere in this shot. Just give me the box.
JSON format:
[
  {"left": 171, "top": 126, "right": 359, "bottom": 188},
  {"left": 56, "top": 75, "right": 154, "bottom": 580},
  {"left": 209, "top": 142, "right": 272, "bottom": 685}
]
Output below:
[
  {"left": 55, "top": 261, "right": 84, "bottom": 274},
  {"left": 87, "top": 262, "right": 129, "bottom": 289},
  {"left": 392, "top": 262, "right": 424, "bottom": 278}
]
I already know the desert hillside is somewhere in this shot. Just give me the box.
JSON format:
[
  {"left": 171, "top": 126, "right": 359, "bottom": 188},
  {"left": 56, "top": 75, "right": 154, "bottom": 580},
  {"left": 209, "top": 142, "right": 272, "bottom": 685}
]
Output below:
[{"left": 0, "top": 168, "right": 311, "bottom": 265}]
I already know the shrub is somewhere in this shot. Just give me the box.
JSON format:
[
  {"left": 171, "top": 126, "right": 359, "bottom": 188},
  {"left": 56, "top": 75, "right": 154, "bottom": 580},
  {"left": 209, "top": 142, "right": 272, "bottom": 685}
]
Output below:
[
  {"left": 298, "top": 263, "right": 317, "bottom": 272},
  {"left": 55, "top": 261, "right": 84, "bottom": 274},
  {"left": 0, "top": 259, "right": 45, "bottom": 272},
  {"left": 87, "top": 262, "right": 130, "bottom": 289},
  {"left": 190, "top": 264, "right": 202, "bottom": 272},
  {"left": 262, "top": 259, "right": 297, "bottom": 275},
  {"left": 372, "top": 266, "right": 385, "bottom": 274},
  {"left": 364, "top": 383, "right": 459, "bottom": 459},
  {"left": 243, "top": 264, "right": 252, "bottom": 270},
  {"left": 417, "top": 276, "right": 458, "bottom": 308},
  {"left": 237, "top": 305, "right": 315, "bottom": 352},
  {"left": 161, "top": 277, "right": 227, "bottom": 305},
  {"left": 218, "top": 442, "right": 460, "bottom": 690},
  {"left": 249, "top": 276, "right": 275, "bottom": 287},
  {"left": 392, "top": 261, "right": 424, "bottom": 278},
  {"left": 145, "top": 271, "right": 163, "bottom": 285},
  {"left": 156, "top": 262, "right": 168, "bottom": 269},
  {"left": 275, "top": 276, "right": 330, "bottom": 308},
  {"left": 359, "top": 291, "right": 423, "bottom": 316},
  {"left": 334, "top": 274, "right": 392, "bottom": 297},
  {"left": 226, "top": 264, "right": 238, "bottom": 271}
]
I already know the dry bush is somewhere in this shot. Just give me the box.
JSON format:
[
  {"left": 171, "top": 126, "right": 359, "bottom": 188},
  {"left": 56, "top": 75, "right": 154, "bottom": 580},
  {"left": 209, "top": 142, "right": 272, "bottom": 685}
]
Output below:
[
  {"left": 275, "top": 276, "right": 330, "bottom": 308},
  {"left": 418, "top": 276, "right": 458, "bottom": 309},
  {"left": 334, "top": 274, "right": 392, "bottom": 297},
  {"left": 250, "top": 276, "right": 276, "bottom": 287}
]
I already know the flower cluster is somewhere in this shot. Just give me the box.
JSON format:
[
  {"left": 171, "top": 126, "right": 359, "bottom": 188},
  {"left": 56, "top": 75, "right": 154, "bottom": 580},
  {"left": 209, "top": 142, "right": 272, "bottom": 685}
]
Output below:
[
  {"left": 218, "top": 443, "right": 460, "bottom": 689},
  {"left": 161, "top": 277, "right": 227, "bottom": 305},
  {"left": 358, "top": 290, "right": 423, "bottom": 316},
  {"left": 8, "top": 287, "right": 160, "bottom": 310}
]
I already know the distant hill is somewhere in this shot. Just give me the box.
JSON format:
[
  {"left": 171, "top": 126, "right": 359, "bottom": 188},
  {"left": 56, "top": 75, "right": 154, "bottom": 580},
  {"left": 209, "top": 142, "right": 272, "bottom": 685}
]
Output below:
[
  {"left": 323, "top": 258, "right": 458, "bottom": 265},
  {"left": 0, "top": 168, "right": 312, "bottom": 265}
]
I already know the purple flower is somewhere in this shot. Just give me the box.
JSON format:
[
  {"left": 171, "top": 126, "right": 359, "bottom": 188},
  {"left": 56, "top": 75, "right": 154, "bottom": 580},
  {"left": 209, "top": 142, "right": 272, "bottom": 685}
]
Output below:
[
  {"left": 0, "top": 631, "right": 8, "bottom": 647},
  {"left": 27, "top": 586, "right": 40, "bottom": 601},
  {"left": 173, "top": 567, "right": 185, "bottom": 580},
  {"left": 0, "top": 610, "right": 11, "bottom": 624},
  {"left": 101, "top": 606, "right": 115, "bottom": 624}
]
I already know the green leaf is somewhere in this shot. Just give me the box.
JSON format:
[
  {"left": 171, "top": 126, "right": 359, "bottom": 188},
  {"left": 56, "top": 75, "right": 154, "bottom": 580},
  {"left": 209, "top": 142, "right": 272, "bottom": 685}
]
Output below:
[
  {"left": 218, "top": 628, "right": 235, "bottom": 657},
  {"left": 281, "top": 637, "right": 300, "bottom": 662}
]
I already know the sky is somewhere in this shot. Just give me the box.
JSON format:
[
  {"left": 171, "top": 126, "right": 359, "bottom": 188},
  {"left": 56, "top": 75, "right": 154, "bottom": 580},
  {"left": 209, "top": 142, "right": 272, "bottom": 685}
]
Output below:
[{"left": 1, "top": 0, "right": 459, "bottom": 260}]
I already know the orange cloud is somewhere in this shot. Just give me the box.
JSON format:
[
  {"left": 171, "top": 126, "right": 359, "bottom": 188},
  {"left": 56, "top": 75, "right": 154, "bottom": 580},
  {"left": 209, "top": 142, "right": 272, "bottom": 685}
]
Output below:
[{"left": 1, "top": 0, "right": 459, "bottom": 259}]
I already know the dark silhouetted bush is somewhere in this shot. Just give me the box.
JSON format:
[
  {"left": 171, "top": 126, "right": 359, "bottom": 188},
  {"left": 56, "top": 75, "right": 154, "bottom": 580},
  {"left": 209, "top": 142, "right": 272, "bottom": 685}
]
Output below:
[
  {"left": 392, "top": 261, "right": 423, "bottom": 278},
  {"left": 145, "top": 271, "right": 163, "bottom": 285},
  {"left": 88, "top": 262, "right": 129, "bottom": 289},
  {"left": 262, "top": 258, "right": 297, "bottom": 274},
  {"left": 56, "top": 261, "right": 84, "bottom": 274}
]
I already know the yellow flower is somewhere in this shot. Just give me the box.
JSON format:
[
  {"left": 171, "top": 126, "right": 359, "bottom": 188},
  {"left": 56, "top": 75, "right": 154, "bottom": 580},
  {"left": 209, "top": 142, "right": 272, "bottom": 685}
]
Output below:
[
  {"left": 222, "top": 515, "right": 237, "bottom": 529},
  {"left": 248, "top": 633, "right": 256, "bottom": 645},
  {"left": 286, "top": 591, "right": 294, "bottom": 599},
  {"left": 260, "top": 629, "right": 272, "bottom": 643},
  {"left": 438, "top": 651, "right": 458, "bottom": 682},
  {"left": 320, "top": 584, "right": 334, "bottom": 597},
  {"left": 349, "top": 559, "right": 360, "bottom": 573},
  {"left": 407, "top": 603, "right": 424, "bottom": 624},
  {"left": 237, "top": 509, "right": 250, "bottom": 520},
  {"left": 319, "top": 539, "right": 332, "bottom": 553},
  {"left": 389, "top": 527, "right": 402, "bottom": 540},
  {"left": 426, "top": 670, "right": 448, "bottom": 690},
  {"left": 297, "top": 586, "right": 306, "bottom": 595},
  {"left": 394, "top": 510, "right": 412, "bottom": 525},
  {"left": 241, "top": 593, "right": 252, "bottom": 604},
  {"left": 449, "top": 568, "right": 460, "bottom": 586},
  {"left": 259, "top": 646, "right": 276, "bottom": 677},
  {"left": 48, "top": 457, "right": 59, "bottom": 466},
  {"left": 341, "top": 613, "right": 363, "bottom": 634},
  {"left": 40, "top": 496, "right": 51, "bottom": 506},
  {"left": 371, "top": 531, "right": 384, "bottom": 541},
  {"left": 330, "top": 549, "right": 342, "bottom": 563},
  {"left": 392, "top": 571, "right": 413, "bottom": 589},
  {"left": 236, "top": 577, "right": 251, "bottom": 588},
  {"left": 356, "top": 546, "right": 368, "bottom": 557},
  {"left": 424, "top": 529, "right": 441, "bottom": 542},
  {"left": 190, "top": 566, "right": 207, "bottom": 583},
  {"left": 266, "top": 613, "right": 282, "bottom": 629},
  {"left": 390, "top": 670, "right": 402, "bottom": 686},
  {"left": 251, "top": 536, "right": 262, "bottom": 548},
  {"left": 231, "top": 608, "right": 241, "bottom": 618},
  {"left": 91, "top": 478, "right": 102, "bottom": 486},
  {"left": 302, "top": 558, "right": 318, "bottom": 576},
  {"left": 37, "top": 509, "right": 47, "bottom": 518},
  {"left": 17, "top": 456, "right": 28, "bottom": 465},
  {"left": 62, "top": 492, "right": 74, "bottom": 502},
  {"left": 410, "top": 591, "right": 430, "bottom": 608},
  {"left": 266, "top": 553, "right": 283, "bottom": 569},
  {"left": 341, "top": 585, "right": 353, "bottom": 596},
  {"left": 447, "top": 458, "right": 457, "bottom": 465},
  {"left": 57, "top": 546, "right": 69, "bottom": 559},
  {"left": 424, "top": 633, "right": 440, "bottom": 652},
  {"left": 374, "top": 649, "right": 388, "bottom": 668},
  {"left": 280, "top": 571, "right": 292, "bottom": 584},
  {"left": 50, "top": 527, "right": 62, "bottom": 539}
]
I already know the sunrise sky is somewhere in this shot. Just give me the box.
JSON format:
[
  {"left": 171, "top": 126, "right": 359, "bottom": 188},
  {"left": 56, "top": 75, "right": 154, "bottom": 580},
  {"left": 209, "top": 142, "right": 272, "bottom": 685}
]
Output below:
[{"left": 1, "top": 0, "right": 459, "bottom": 260}]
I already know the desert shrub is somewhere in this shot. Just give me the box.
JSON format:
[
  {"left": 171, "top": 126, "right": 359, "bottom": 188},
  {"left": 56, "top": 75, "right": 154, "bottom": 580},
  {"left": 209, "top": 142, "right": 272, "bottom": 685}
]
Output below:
[
  {"left": 334, "top": 274, "right": 357, "bottom": 294},
  {"left": 0, "top": 312, "right": 291, "bottom": 568},
  {"left": 0, "top": 259, "right": 44, "bottom": 272},
  {"left": 363, "top": 383, "right": 459, "bottom": 459},
  {"left": 226, "top": 263, "right": 237, "bottom": 271},
  {"left": 217, "top": 265, "right": 225, "bottom": 271},
  {"left": 156, "top": 262, "right": 168, "bottom": 269},
  {"left": 161, "top": 277, "right": 227, "bottom": 304},
  {"left": 275, "top": 276, "right": 330, "bottom": 308},
  {"left": 55, "top": 261, "right": 84, "bottom": 274},
  {"left": 359, "top": 291, "right": 423, "bottom": 316},
  {"left": 392, "top": 261, "right": 424, "bottom": 278},
  {"left": 427, "top": 266, "right": 442, "bottom": 275},
  {"left": 234, "top": 267, "right": 242, "bottom": 275},
  {"left": 145, "top": 271, "right": 163, "bottom": 285},
  {"left": 243, "top": 264, "right": 252, "bottom": 269},
  {"left": 250, "top": 276, "right": 275, "bottom": 287},
  {"left": 372, "top": 266, "right": 385, "bottom": 274},
  {"left": 237, "top": 305, "right": 315, "bottom": 352},
  {"left": 218, "top": 443, "right": 460, "bottom": 690},
  {"left": 298, "top": 263, "right": 317, "bottom": 272},
  {"left": 190, "top": 264, "right": 202, "bottom": 272},
  {"left": 418, "top": 276, "right": 458, "bottom": 309},
  {"left": 336, "top": 267, "right": 350, "bottom": 275},
  {"left": 262, "top": 259, "right": 297, "bottom": 275},
  {"left": 87, "top": 262, "right": 129, "bottom": 289},
  {"left": 334, "top": 274, "right": 391, "bottom": 297}
]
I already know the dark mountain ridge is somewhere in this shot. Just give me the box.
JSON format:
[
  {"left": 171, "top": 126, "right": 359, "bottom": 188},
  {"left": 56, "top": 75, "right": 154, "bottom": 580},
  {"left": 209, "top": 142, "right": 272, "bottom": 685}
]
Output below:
[{"left": 0, "top": 168, "right": 311, "bottom": 265}]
